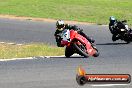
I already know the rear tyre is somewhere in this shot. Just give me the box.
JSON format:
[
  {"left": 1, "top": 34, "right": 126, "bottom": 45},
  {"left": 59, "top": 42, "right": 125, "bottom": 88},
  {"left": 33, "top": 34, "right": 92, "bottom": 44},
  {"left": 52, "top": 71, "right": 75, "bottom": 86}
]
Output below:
[
  {"left": 125, "top": 39, "right": 130, "bottom": 44},
  {"left": 124, "top": 34, "right": 131, "bottom": 44},
  {"left": 73, "top": 41, "right": 89, "bottom": 58},
  {"left": 125, "top": 40, "right": 130, "bottom": 44},
  {"left": 92, "top": 46, "right": 99, "bottom": 57},
  {"left": 90, "top": 44, "right": 99, "bottom": 57},
  {"left": 93, "top": 52, "right": 99, "bottom": 57}
]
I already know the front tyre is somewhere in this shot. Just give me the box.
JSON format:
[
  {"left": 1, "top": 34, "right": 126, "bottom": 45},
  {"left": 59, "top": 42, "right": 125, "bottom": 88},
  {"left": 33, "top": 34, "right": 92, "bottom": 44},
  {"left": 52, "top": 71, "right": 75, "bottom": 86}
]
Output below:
[
  {"left": 73, "top": 41, "right": 89, "bottom": 58},
  {"left": 112, "top": 35, "right": 118, "bottom": 41},
  {"left": 65, "top": 46, "right": 74, "bottom": 58}
]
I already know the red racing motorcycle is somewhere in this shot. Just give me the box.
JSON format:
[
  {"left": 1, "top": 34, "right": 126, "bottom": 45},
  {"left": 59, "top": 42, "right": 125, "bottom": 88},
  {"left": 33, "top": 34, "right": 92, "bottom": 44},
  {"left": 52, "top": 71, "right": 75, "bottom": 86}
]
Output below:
[{"left": 60, "top": 29, "right": 99, "bottom": 58}]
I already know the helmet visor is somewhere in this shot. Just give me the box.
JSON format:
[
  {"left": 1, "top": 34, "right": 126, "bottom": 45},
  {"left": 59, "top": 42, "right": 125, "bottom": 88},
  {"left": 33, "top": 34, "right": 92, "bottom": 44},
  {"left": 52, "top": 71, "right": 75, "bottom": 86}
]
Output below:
[
  {"left": 57, "top": 24, "right": 64, "bottom": 29},
  {"left": 110, "top": 20, "right": 115, "bottom": 25},
  {"left": 57, "top": 28, "right": 63, "bottom": 31}
]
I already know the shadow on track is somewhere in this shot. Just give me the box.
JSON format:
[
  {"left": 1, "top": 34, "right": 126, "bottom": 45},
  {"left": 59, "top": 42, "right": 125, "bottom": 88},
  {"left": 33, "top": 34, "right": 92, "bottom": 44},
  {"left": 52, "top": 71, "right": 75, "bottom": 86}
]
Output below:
[
  {"left": 96, "top": 42, "right": 128, "bottom": 45},
  {"left": 46, "top": 56, "right": 84, "bottom": 59}
]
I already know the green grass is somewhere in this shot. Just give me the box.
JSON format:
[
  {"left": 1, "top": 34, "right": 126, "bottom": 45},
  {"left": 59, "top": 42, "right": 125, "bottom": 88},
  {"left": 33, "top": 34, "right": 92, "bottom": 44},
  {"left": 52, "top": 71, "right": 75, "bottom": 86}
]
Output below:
[
  {"left": 0, "top": 43, "right": 64, "bottom": 59},
  {"left": 0, "top": 0, "right": 132, "bottom": 25}
]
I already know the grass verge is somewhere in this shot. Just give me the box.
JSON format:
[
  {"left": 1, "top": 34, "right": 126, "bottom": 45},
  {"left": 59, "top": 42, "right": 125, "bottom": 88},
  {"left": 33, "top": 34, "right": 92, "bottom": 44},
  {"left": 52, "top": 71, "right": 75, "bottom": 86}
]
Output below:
[
  {"left": 0, "top": 43, "right": 64, "bottom": 59},
  {"left": 0, "top": 0, "right": 132, "bottom": 25}
]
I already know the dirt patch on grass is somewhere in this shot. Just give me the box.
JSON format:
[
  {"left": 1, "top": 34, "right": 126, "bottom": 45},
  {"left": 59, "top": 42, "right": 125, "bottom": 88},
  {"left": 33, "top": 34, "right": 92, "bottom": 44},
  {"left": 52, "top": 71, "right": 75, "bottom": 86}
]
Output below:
[{"left": 0, "top": 14, "right": 95, "bottom": 25}]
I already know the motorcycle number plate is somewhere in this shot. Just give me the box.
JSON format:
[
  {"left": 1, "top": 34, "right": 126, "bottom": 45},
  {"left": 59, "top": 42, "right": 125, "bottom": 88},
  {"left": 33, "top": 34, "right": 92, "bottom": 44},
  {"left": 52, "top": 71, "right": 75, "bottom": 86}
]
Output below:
[{"left": 61, "top": 29, "right": 71, "bottom": 42}]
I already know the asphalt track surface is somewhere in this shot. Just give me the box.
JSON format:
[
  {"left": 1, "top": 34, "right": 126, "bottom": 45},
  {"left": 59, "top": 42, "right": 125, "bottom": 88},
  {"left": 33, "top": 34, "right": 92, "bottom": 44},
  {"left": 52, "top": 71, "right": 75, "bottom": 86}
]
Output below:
[{"left": 0, "top": 18, "right": 132, "bottom": 88}]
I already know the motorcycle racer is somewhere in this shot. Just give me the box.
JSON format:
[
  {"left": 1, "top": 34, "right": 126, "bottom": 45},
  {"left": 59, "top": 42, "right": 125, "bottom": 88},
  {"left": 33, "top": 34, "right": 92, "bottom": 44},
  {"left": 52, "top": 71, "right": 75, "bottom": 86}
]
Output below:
[
  {"left": 109, "top": 16, "right": 129, "bottom": 41},
  {"left": 54, "top": 20, "right": 95, "bottom": 47}
]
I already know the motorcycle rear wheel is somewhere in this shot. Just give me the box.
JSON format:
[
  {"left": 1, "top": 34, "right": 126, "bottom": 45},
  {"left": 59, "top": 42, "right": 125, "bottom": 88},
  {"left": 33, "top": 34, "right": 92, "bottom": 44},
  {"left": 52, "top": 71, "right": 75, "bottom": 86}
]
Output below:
[
  {"left": 91, "top": 45, "right": 99, "bottom": 57},
  {"left": 125, "top": 40, "right": 130, "bottom": 44},
  {"left": 93, "top": 48, "right": 99, "bottom": 57}
]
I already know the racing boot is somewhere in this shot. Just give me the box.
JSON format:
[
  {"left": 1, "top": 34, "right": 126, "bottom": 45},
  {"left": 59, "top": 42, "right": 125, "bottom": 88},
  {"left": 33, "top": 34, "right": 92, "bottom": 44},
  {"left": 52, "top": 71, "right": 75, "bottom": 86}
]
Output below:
[
  {"left": 79, "top": 31, "right": 95, "bottom": 43},
  {"left": 87, "top": 37, "right": 95, "bottom": 44}
]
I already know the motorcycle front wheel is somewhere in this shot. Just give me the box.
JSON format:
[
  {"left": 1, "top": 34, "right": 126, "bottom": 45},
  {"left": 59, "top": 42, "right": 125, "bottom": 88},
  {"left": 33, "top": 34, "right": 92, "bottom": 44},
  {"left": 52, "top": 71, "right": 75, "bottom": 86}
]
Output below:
[
  {"left": 73, "top": 41, "right": 89, "bottom": 58},
  {"left": 65, "top": 46, "right": 74, "bottom": 58}
]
